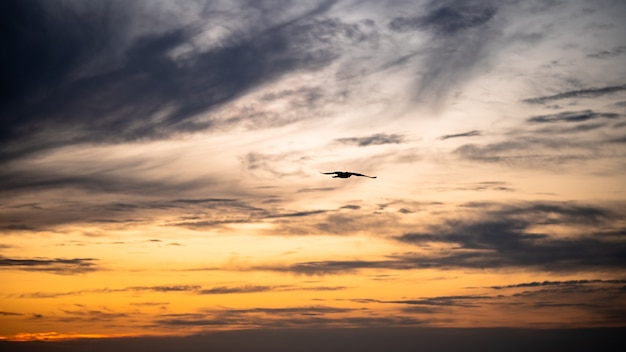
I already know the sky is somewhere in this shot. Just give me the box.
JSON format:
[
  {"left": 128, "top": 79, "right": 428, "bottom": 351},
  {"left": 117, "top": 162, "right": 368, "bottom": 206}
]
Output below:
[{"left": 1, "top": 0, "right": 625, "bottom": 347}]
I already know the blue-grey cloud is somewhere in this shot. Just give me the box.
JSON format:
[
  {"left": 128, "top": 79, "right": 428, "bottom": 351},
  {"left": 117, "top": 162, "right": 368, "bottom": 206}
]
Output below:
[
  {"left": 588, "top": 46, "right": 626, "bottom": 59},
  {"left": 389, "top": 1, "right": 496, "bottom": 34},
  {"left": 522, "top": 84, "right": 626, "bottom": 104},
  {"left": 439, "top": 130, "right": 481, "bottom": 140},
  {"left": 394, "top": 202, "right": 626, "bottom": 272},
  {"left": 527, "top": 110, "right": 620, "bottom": 124},
  {"left": 241, "top": 201, "right": 625, "bottom": 274},
  {"left": 198, "top": 285, "right": 274, "bottom": 295},
  {"left": 0, "top": 256, "right": 98, "bottom": 274},
  {"left": 387, "top": 0, "right": 505, "bottom": 107},
  {"left": 0, "top": 0, "right": 361, "bottom": 162},
  {"left": 335, "top": 133, "right": 406, "bottom": 147},
  {"left": 486, "top": 279, "right": 626, "bottom": 290}
]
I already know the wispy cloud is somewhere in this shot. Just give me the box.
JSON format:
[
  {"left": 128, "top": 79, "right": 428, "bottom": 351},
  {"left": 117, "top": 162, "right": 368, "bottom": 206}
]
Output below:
[
  {"left": 522, "top": 84, "right": 626, "bottom": 104},
  {"left": 198, "top": 285, "right": 274, "bottom": 295},
  {"left": 439, "top": 130, "right": 481, "bottom": 140},
  {"left": 485, "top": 279, "right": 626, "bottom": 290},
  {"left": 527, "top": 110, "right": 620, "bottom": 123},
  {"left": 0, "top": 0, "right": 348, "bottom": 161},
  {"left": 0, "top": 310, "right": 23, "bottom": 316},
  {"left": 588, "top": 46, "right": 626, "bottom": 59},
  {"left": 389, "top": 1, "right": 496, "bottom": 34},
  {"left": 18, "top": 283, "right": 346, "bottom": 298},
  {"left": 387, "top": 0, "right": 503, "bottom": 106},
  {"left": 393, "top": 202, "right": 625, "bottom": 272},
  {"left": 0, "top": 257, "right": 98, "bottom": 274},
  {"left": 335, "top": 133, "right": 406, "bottom": 147}
]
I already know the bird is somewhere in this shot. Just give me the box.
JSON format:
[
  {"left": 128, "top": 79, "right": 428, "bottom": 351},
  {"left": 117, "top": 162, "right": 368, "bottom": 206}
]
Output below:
[{"left": 320, "top": 171, "right": 377, "bottom": 179}]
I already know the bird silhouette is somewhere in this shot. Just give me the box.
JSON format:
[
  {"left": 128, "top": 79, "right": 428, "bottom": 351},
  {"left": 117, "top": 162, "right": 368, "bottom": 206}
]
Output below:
[{"left": 320, "top": 171, "right": 377, "bottom": 179}]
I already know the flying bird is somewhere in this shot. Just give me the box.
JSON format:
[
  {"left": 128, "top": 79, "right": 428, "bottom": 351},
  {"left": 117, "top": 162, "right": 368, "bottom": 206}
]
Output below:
[{"left": 320, "top": 171, "right": 377, "bottom": 179}]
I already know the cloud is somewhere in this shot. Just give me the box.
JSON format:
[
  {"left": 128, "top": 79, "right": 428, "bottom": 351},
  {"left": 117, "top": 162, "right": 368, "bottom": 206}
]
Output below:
[
  {"left": 252, "top": 259, "right": 415, "bottom": 276},
  {"left": 234, "top": 201, "right": 626, "bottom": 274},
  {"left": 588, "top": 46, "right": 626, "bottom": 59},
  {"left": 198, "top": 285, "right": 274, "bottom": 295},
  {"left": 334, "top": 133, "right": 406, "bottom": 147},
  {"left": 522, "top": 84, "right": 626, "bottom": 104},
  {"left": 527, "top": 110, "right": 620, "bottom": 123},
  {"left": 130, "top": 285, "right": 201, "bottom": 293},
  {"left": 155, "top": 305, "right": 357, "bottom": 328},
  {"left": 0, "top": 0, "right": 359, "bottom": 162},
  {"left": 0, "top": 310, "right": 23, "bottom": 316},
  {"left": 266, "top": 210, "right": 328, "bottom": 218},
  {"left": 393, "top": 202, "right": 626, "bottom": 272},
  {"left": 0, "top": 195, "right": 271, "bottom": 231},
  {"left": 384, "top": 0, "right": 513, "bottom": 108},
  {"left": 18, "top": 283, "right": 347, "bottom": 299},
  {"left": 57, "top": 308, "right": 129, "bottom": 322},
  {"left": 485, "top": 279, "right": 626, "bottom": 290},
  {"left": 387, "top": 295, "right": 495, "bottom": 308},
  {"left": 438, "top": 130, "right": 481, "bottom": 140},
  {"left": 389, "top": 1, "right": 496, "bottom": 34},
  {"left": 0, "top": 257, "right": 98, "bottom": 274},
  {"left": 453, "top": 136, "right": 610, "bottom": 167}
]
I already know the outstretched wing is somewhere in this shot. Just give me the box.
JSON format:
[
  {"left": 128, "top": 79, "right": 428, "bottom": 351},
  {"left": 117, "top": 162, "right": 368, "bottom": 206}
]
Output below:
[{"left": 351, "top": 172, "right": 376, "bottom": 178}]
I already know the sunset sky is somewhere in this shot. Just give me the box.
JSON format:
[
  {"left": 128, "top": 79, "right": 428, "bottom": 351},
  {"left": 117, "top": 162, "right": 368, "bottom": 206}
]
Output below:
[{"left": 1, "top": 0, "right": 625, "bottom": 347}]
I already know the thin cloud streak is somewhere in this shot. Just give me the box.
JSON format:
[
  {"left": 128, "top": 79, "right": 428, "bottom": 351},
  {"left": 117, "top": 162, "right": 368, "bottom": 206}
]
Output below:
[
  {"left": 439, "top": 130, "right": 482, "bottom": 140},
  {"left": 522, "top": 84, "right": 626, "bottom": 104},
  {"left": 0, "top": 257, "right": 98, "bottom": 275}
]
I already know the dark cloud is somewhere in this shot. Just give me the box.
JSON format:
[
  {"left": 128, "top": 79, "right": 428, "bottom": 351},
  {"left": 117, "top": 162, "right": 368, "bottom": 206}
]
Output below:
[
  {"left": 588, "top": 46, "right": 626, "bottom": 59},
  {"left": 17, "top": 284, "right": 199, "bottom": 298},
  {"left": 453, "top": 137, "right": 601, "bottom": 166},
  {"left": 0, "top": 195, "right": 268, "bottom": 231},
  {"left": 155, "top": 318, "right": 227, "bottom": 326},
  {"left": 0, "top": 0, "right": 361, "bottom": 162},
  {"left": 387, "top": 295, "right": 494, "bottom": 308},
  {"left": 266, "top": 210, "right": 328, "bottom": 218},
  {"left": 533, "top": 123, "right": 608, "bottom": 135},
  {"left": 393, "top": 202, "right": 626, "bottom": 272},
  {"left": 335, "top": 133, "right": 406, "bottom": 147},
  {"left": 0, "top": 310, "right": 23, "bottom": 316},
  {"left": 18, "top": 283, "right": 347, "bottom": 299},
  {"left": 129, "top": 285, "right": 201, "bottom": 293},
  {"left": 522, "top": 84, "right": 626, "bottom": 104},
  {"left": 241, "top": 201, "right": 625, "bottom": 274},
  {"left": 389, "top": 2, "right": 496, "bottom": 34},
  {"left": 486, "top": 279, "right": 626, "bottom": 290},
  {"left": 253, "top": 259, "right": 416, "bottom": 276},
  {"left": 198, "top": 285, "right": 274, "bottom": 295},
  {"left": 156, "top": 305, "right": 356, "bottom": 328},
  {"left": 439, "top": 130, "right": 481, "bottom": 140},
  {"left": 527, "top": 110, "right": 620, "bottom": 124},
  {"left": 452, "top": 107, "right": 624, "bottom": 167},
  {"left": 57, "top": 308, "right": 129, "bottom": 322},
  {"left": 388, "top": 0, "right": 504, "bottom": 107},
  {"left": 467, "top": 181, "right": 513, "bottom": 192},
  {"left": 220, "top": 306, "right": 353, "bottom": 315},
  {"left": 0, "top": 256, "right": 97, "bottom": 274},
  {"left": 0, "top": 169, "right": 212, "bottom": 197}
]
